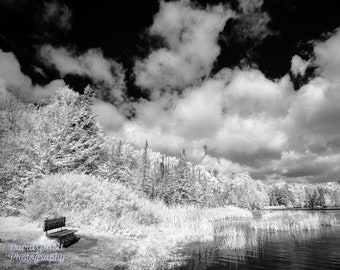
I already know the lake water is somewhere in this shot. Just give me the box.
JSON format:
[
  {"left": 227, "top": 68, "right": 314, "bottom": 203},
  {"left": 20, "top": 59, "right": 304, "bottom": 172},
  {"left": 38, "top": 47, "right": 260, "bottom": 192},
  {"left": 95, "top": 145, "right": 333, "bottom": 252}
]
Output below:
[{"left": 175, "top": 210, "right": 340, "bottom": 270}]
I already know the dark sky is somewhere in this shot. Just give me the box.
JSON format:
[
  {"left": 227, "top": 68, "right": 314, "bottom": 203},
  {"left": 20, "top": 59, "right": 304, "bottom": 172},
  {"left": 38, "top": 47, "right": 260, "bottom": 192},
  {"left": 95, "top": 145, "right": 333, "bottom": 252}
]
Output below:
[
  {"left": 1, "top": 0, "right": 340, "bottom": 93},
  {"left": 1, "top": 0, "right": 340, "bottom": 183}
]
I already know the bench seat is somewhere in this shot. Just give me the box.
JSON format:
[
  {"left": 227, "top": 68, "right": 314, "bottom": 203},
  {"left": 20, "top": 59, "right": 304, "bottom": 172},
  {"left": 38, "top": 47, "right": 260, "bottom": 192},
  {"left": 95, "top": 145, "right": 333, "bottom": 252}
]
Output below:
[{"left": 48, "top": 229, "right": 78, "bottom": 238}]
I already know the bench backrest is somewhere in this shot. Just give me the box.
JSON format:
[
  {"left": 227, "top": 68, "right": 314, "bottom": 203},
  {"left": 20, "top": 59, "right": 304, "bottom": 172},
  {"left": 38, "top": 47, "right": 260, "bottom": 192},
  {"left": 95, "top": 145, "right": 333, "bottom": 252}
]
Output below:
[{"left": 44, "top": 217, "right": 66, "bottom": 232}]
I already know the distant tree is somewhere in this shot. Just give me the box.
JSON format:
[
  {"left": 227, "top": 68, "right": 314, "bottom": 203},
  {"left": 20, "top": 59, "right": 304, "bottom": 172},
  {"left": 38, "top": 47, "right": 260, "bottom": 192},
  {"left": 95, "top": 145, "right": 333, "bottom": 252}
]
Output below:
[
  {"left": 172, "top": 149, "right": 195, "bottom": 204},
  {"left": 269, "top": 189, "right": 279, "bottom": 206},
  {"left": 309, "top": 190, "right": 319, "bottom": 208},
  {"left": 98, "top": 138, "right": 131, "bottom": 183},
  {"left": 271, "top": 185, "right": 293, "bottom": 207},
  {"left": 141, "top": 140, "right": 151, "bottom": 195},
  {"left": 317, "top": 187, "right": 326, "bottom": 207}
]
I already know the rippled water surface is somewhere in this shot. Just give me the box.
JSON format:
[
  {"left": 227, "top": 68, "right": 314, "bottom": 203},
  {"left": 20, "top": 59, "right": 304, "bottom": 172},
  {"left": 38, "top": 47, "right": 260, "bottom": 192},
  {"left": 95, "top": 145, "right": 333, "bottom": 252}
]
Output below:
[{"left": 176, "top": 210, "right": 340, "bottom": 270}]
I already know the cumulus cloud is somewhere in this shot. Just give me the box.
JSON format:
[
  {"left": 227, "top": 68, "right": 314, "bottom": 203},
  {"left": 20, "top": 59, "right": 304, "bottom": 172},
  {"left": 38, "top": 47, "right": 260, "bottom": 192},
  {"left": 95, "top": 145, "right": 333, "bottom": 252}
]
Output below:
[
  {"left": 110, "top": 27, "right": 340, "bottom": 183},
  {"left": 42, "top": 0, "right": 72, "bottom": 31},
  {"left": 201, "top": 155, "right": 249, "bottom": 175},
  {"left": 31, "top": 79, "right": 66, "bottom": 102},
  {"left": 271, "top": 151, "right": 340, "bottom": 183},
  {"left": 314, "top": 28, "right": 340, "bottom": 81},
  {"left": 0, "top": 49, "right": 32, "bottom": 89},
  {"left": 4, "top": 0, "right": 340, "bottom": 184},
  {"left": 40, "top": 45, "right": 126, "bottom": 102},
  {"left": 114, "top": 68, "right": 293, "bottom": 170},
  {"left": 134, "top": 0, "right": 234, "bottom": 93},
  {"left": 291, "top": 55, "right": 310, "bottom": 76},
  {"left": 0, "top": 49, "right": 65, "bottom": 108},
  {"left": 93, "top": 100, "right": 126, "bottom": 132}
]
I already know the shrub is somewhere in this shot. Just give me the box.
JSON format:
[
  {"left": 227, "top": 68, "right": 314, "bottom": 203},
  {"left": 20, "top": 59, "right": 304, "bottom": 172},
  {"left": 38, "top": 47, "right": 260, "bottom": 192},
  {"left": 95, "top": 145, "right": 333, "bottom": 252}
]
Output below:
[{"left": 24, "top": 173, "right": 161, "bottom": 233}]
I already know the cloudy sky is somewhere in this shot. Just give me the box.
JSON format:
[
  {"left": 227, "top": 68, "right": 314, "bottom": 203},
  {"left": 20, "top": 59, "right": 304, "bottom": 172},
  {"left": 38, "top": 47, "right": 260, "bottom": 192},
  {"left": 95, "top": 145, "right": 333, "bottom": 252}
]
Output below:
[{"left": 1, "top": 0, "right": 340, "bottom": 183}]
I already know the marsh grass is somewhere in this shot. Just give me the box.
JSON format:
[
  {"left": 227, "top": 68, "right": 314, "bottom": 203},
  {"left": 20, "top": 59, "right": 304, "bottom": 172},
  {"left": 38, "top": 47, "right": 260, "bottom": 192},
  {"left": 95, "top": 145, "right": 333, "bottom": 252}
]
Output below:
[
  {"left": 251, "top": 211, "right": 337, "bottom": 232},
  {"left": 129, "top": 205, "right": 253, "bottom": 270},
  {"left": 215, "top": 223, "right": 257, "bottom": 248}
]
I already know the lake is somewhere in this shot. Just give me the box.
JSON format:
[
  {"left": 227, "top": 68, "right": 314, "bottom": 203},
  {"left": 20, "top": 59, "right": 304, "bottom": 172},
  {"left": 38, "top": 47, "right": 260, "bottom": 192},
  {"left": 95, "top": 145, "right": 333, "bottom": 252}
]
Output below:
[{"left": 175, "top": 210, "right": 340, "bottom": 270}]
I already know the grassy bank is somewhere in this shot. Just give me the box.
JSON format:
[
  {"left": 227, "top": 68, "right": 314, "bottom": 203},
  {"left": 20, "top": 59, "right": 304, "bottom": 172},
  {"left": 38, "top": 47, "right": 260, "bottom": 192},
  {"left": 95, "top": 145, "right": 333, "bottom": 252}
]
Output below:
[
  {"left": 251, "top": 211, "right": 337, "bottom": 232},
  {"left": 128, "top": 205, "right": 252, "bottom": 270},
  {"left": 21, "top": 173, "right": 253, "bottom": 270}
]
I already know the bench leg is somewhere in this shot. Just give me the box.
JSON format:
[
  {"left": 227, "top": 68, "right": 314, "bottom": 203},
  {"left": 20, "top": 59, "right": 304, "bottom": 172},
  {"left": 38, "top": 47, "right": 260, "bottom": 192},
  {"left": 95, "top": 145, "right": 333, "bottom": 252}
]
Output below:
[{"left": 58, "top": 234, "right": 80, "bottom": 248}]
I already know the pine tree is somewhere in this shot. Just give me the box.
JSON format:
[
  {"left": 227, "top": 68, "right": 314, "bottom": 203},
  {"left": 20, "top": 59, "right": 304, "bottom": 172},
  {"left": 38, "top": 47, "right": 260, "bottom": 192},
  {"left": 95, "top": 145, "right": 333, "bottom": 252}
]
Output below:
[
  {"left": 172, "top": 149, "right": 195, "bottom": 203},
  {"left": 25, "top": 87, "right": 104, "bottom": 176},
  {"left": 141, "top": 140, "right": 150, "bottom": 195}
]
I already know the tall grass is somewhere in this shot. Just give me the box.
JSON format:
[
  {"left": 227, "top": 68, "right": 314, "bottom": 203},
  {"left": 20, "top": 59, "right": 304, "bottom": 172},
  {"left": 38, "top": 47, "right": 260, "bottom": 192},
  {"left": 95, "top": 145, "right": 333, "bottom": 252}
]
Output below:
[
  {"left": 24, "top": 173, "right": 254, "bottom": 270},
  {"left": 251, "top": 211, "right": 337, "bottom": 232},
  {"left": 128, "top": 205, "right": 253, "bottom": 270}
]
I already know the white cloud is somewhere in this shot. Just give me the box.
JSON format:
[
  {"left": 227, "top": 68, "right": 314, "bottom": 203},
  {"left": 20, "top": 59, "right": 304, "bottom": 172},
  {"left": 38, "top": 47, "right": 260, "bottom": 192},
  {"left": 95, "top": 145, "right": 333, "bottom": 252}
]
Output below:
[
  {"left": 172, "top": 80, "right": 225, "bottom": 139},
  {"left": 222, "top": 69, "right": 294, "bottom": 117},
  {"left": 113, "top": 26, "right": 340, "bottom": 183},
  {"left": 0, "top": 49, "right": 65, "bottom": 108},
  {"left": 134, "top": 0, "right": 234, "bottom": 92},
  {"left": 0, "top": 49, "right": 31, "bottom": 89},
  {"left": 114, "top": 69, "right": 292, "bottom": 171},
  {"left": 40, "top": 45, "right": 126, "bottom": 102},
  {"left": 30, "top": 79, "right": 66, "bottom": 102},
  {"left": 93, "top": 100, "right": 125, "bottom": 131},
  {"left": 33, "top": 66, "right": 46, "bottom": 77},
  {"left": 314, "top": 28, "right": 340, "bottom": 81},
  {"left": 201, "top": 155, "right": 248, "bottom": 175},
  {"left": 291, "top": 55, "right": 310, "bottom": 76},
  {"left": 4, "top": 2, "right": 340, "bottom": 184}
]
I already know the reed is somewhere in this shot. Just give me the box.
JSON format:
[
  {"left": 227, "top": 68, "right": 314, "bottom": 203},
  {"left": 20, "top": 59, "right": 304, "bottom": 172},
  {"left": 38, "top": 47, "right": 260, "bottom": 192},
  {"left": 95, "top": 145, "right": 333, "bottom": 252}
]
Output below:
[
  {"left": 129, "top": 205, "right": 253, "bottom": 270},
  {"left": 250, "top": 211, "right": 337, "bottom": 232}
]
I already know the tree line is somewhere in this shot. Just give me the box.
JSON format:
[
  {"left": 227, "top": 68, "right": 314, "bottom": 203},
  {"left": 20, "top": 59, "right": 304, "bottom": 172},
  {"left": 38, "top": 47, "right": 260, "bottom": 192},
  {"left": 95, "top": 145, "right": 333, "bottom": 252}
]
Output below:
[{"left": 1, "top": 87, "right": 339, "bottom": 209}]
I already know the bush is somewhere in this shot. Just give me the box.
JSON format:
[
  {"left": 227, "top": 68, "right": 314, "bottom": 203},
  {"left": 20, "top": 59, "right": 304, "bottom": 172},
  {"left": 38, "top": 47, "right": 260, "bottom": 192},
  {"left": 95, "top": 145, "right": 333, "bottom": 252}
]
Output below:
[{"left": 24, "top": 173, "right": 161, "bottom": 233}]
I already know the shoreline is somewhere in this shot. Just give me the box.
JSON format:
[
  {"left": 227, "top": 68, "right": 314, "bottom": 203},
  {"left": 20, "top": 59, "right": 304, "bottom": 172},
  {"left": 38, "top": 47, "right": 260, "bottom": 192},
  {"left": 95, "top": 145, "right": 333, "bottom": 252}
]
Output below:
[
  {"left": 261, "top": 207, "right": 340, "bottom": 211},
  {"left": 0, "top": 206, "right": 253, "bottom": 270},
  {"left": 2, "top": 208, "right": 338, "bottom": 269}
]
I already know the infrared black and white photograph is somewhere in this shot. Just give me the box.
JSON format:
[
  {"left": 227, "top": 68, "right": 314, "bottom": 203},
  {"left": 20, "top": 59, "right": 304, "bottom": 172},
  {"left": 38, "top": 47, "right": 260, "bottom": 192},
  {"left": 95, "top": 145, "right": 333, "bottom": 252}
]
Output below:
[{"left": 1, "top": 0, "right": 340, "bottom": 269}]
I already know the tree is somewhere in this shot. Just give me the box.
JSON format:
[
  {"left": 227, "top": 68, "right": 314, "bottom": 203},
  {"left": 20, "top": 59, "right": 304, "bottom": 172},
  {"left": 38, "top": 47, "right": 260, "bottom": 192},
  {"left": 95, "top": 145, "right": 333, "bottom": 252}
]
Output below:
[
  {"left": 1, "top": 87, "right": 106, "bottom": 207},
  {"left": 316, "top": 187, "right": 326, "bottom": 207},
  {"left": 309, "top": 190, "right": 319, "bottom": 208},
  {"left": 98, "top": 138, "right": 131, "bottom": 183},
  {"left": 171, "top": 149, "right": 195, "bottom": 204},
  {"left": 35, "top": 86, "right": 104, "bottom": 174},
  {"left": 0, "top": 102, "right": 39, "bottom": 207},
  {"left": 141, "top": 140, "right": 151, "bottom": 195},
  {"left": 271, "top": 184, "right": 293, "bottom": 207}
]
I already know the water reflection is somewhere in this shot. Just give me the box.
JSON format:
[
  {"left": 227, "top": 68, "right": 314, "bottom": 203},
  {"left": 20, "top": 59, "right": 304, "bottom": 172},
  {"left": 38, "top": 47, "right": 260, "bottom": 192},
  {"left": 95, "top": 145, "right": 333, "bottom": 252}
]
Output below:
[{"left": 176, "top": 210, "right": 340, "bottom": 270}]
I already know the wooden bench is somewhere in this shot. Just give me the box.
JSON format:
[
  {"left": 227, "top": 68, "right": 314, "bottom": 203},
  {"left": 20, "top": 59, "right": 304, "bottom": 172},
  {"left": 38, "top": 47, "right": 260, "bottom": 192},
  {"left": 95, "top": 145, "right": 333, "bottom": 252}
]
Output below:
[{"left": 44, "top": 217, "right": 80, "bottom": 247}]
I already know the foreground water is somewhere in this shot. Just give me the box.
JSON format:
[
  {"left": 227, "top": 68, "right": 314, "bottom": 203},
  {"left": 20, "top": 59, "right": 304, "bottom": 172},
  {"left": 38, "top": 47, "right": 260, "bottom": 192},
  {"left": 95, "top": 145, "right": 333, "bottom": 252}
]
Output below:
[{"left": 175, "top": 210, "right": 340, "bottom": 270}]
